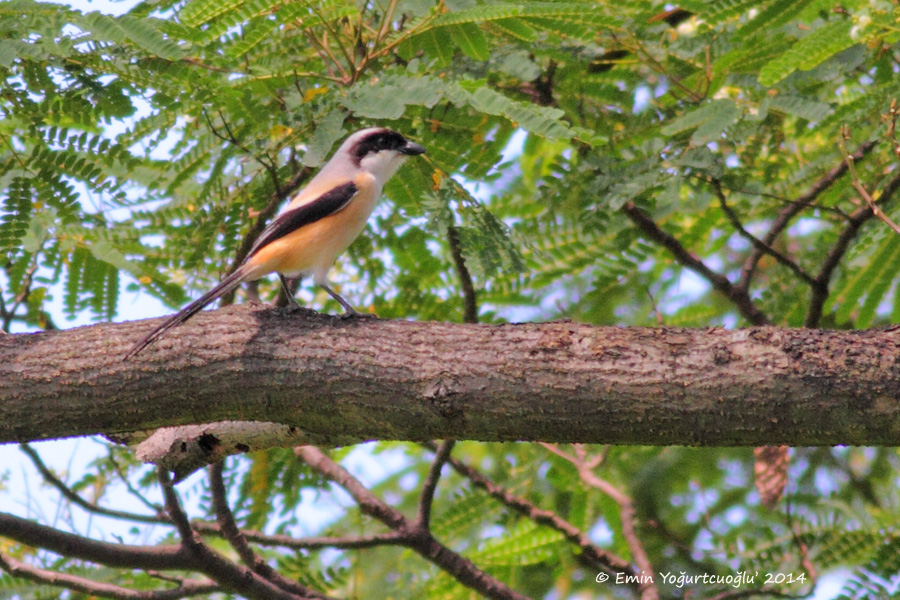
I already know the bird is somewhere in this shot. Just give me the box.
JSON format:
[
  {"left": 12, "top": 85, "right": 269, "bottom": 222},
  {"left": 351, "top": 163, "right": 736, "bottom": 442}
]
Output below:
[{"left": 125, "top": 127, "right": 426, "bottom": 359}]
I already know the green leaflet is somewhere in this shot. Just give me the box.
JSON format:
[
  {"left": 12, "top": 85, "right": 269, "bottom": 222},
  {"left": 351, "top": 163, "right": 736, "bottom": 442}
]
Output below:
[
  {"left": 768, "top": 94, "right": 833, "bottom": 122},
  {"left": 758, "top": 19, "right": 855, "bottom": 86},
  {"left": 448, "top": 21, "right": 490, "bottom": 61},
  {"left": 429, "top": 2, "right": 616, "bottom": 27},
  {"left": 0, "top": 177, "right": 32, "bottom": 262},
  {"left": 178, "top": 0, "right": 260, "bottom": 27},
  {"left": 661, "top": 99, "right": 740, "bottom": 144},
  {"left": 832, "top": 232, "right": 900, "bottom": 326},
  {"left": 78, "top": 13, "right": 186, "bottom": 61},
  {"left": 467, "top": 520, "right": 565, "bottom": 565},
  {"left": 341, "top": 72, "right": 575, "bottom": 140}
]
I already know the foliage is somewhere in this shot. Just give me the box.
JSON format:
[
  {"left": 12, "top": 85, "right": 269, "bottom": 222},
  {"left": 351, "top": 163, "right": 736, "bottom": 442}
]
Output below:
[{"left": 3, "top": 0, "right": 900, "bottom": 598}]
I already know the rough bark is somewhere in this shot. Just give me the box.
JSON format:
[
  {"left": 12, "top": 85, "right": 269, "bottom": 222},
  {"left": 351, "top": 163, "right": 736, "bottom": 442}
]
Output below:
[{"left": 2, "top": 303, "right": 900, "bottom": 447}]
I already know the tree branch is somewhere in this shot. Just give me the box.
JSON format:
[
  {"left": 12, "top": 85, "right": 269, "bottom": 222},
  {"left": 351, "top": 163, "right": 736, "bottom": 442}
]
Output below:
[
  {"left": 447, "top": 225, "right": 479, "bottom": 323},
  {"left": 741, "top": 140, "right": 878, "bottom": 288},
  {"left": 710, "top": 179, "right": 814, "bottom": 286},
  {"left": 0, "top": 511, "right": 192, "bottom": 570},
  {"left": 5, "top": 307, "right": 900, "bottom": 453},
  {"left": 543, "top": 444, "right": 658, "bottom": 600},
  {"left": 621, "top": 200, "right": 769, "bottom": 325},
  {"left": 417, "top": 440, "right": 455, "bottom": 529},
  {"left": 0, "top": 552, "right": 219, "bottom": 600},
  {"left": 158, "top": 468, "right": 312, "bottom": 600},
  {"left": 192, "top": 521, "right": 407, "bottom": 550},
  {"left": 19, "top": 443, "right": 166, "bottom": 524},
  {"left": 806, "top": 166, "right": 900, "bottom": 327},
  {"left": 424, "top": 442, "right": 637, "bottom": 581},
  {"left": 296, "top": 445, "right": 532, "bottom": 600},
  {"left": 208, "top": 462, "right": 330, "bottom": 599}
]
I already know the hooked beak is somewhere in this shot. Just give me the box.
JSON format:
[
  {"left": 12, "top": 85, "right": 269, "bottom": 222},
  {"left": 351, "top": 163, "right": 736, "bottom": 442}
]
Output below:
[{"left": 401, "top": 141, "right": 426, "bottom": 156}]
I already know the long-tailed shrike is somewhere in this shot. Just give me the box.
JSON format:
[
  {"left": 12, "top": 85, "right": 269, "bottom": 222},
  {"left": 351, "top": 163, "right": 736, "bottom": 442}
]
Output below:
[{"left": 125, "top": 127, "right": 426, "bottom": 359}]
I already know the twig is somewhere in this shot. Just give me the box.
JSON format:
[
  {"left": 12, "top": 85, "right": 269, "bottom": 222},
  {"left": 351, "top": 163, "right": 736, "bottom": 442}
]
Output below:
[
  {"left": 0, "top": 552, "right": 218, "bottom": 599},
  {"left": 741, "top": 139, "right": 878, "bottom": 288},
  {"left": 0, "top": 510, "right": 191, "bottom": 570},
  {"left": 447, "top": 226, "right": 478, "bottom": 323},
  {"left": 710, "top": 180, "right": 815, "bottom": 285},
  {"left": 417, "top": 440, "right": 455, "bottom": 529},
  {"left": 423, "top": 442, "right": 637, "bottom": 582},
  {"left": 295, "top": 445, "right": 532, "bottom": 600},
  {"left": 20, "top": 444, "right": 166, "bottom": 524},
  {"left": 192, "top": 521, "right": 407, "bottom": 549},
  {"left": 158, "top": 469, "right": 308, "bottom": 600},
  {"left": 207, "top": 462, "right": 330, "bottom": 599},
  {"left": 840, "top": 126, "right": 900, "bottom": 236},
  {"left": 541, "top": 443, "right": 658, "bottom": 600},
  {"left": 622, "top": 200, "right": 769, "bottom": 325}
]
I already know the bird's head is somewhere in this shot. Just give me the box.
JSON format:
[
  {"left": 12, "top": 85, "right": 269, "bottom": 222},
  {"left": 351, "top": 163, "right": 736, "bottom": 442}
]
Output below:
[{"left": 339, "top": 127, "right": 426, "bottom": 182}]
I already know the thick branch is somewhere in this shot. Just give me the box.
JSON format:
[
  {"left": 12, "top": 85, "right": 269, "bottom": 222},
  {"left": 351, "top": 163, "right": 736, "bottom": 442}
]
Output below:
[
  {"left": 4, "top": 305, "right": 900, "bottom": 447},
  {"left": 208, "top": 462, "right": 328, "bottom": 599},
  {"left": 417, "top": 440, "right": 455, "bottom": 529}
]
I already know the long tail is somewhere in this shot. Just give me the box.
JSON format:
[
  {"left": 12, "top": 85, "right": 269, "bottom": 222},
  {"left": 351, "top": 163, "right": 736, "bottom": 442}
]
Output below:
[{"left": 124, "top": 267, "right": 248, "bottom": 360}]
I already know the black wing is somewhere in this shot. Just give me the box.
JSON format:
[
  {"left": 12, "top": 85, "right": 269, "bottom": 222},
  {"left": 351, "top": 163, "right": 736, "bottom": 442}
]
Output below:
[{"left": 248, "top": 181, "right": 358, "bottom": 258}]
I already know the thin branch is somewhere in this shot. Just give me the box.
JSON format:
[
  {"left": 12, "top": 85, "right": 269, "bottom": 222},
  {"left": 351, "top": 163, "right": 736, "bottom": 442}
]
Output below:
[
  {"left": 840, "top": 126, "right": 900, "bottom": 235},
  {"left": 108, "top": 452, "right": 165, "bottom": 515},
  {"left": 542, "top": 443, "right": 658, "bottom": 600},
  {"left": 192, "top": 521, "right": 407, "bottom": 550},
  {"left": 622, "top": 200, "right": 770, "bottom": 325},
  {"left": 447, "top": 226, "right": 479, "bottom": 323},
  {"left": 423, "top": 442, "right": 637, "bottom": 581},
  {"left": 207, "top": 462, "right": 330, "bottom": 600},
  {"left": 296, "top": 445, "right": 532, "bottom": 600},
  {"left": 0, "top": 552, "right": 219, "bottom": 600},
  {"left": 741, "top": 139, "right": 878, "bottom": 288},
  {"left": 806, "top": 161, "right": 900, "bottom": 327},
  {"left": 305, "top": 30, "right": 350, "bottom": 82},
  {"left": 710, "top": 180, "right": 815, "bottom": 285},
  {"left": 311, "top": 8, "right": 357, "bottom": 81},
  {"left": 417, "top": 440, "right": 455, "bottom": 529},
  {"left": 20, "top": 444, "right": 166, "bottom": 524},
  {"left": 375, "top": 0, "right": 399, "bottom": 46},
  {"left": 0, "top": 511, "right": 192, "bottom": 570},
  {"left": 158, "top": 469, "right": 308, "bottom": 600}
]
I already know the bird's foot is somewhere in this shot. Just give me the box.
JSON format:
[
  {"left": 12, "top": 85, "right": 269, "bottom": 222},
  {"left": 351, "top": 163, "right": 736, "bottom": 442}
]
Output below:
[{"left": 340, "top": 311, "right": 377, "bottom": 320}]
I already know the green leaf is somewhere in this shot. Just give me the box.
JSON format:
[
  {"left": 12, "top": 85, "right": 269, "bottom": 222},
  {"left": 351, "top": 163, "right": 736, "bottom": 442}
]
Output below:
[
  {"left": 79, "top": 13, "right": 186, "bottom": 61},
  {"left": 768, "top": 94, "right": 833, "bottom": 122},
  {"left": 758, "top": 19, "right": 854, "bottom": 86},
  {"left": 448, "top": 22, "right": 490, "bottom": 61},
  {"left": 661, "top": 99, "right": 740, "bottom": 144},
  {"left": 832, "top": 233, "right": 900, "bottom": 325}
]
